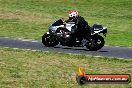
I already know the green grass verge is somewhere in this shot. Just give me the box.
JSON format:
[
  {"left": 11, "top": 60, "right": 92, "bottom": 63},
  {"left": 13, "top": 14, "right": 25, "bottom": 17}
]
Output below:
[
  {"left": 0, "top": 0, "right": 132, "bottom": 46},
  {"left": 0, "top": 48, "right": 132, "bottom": 88}
]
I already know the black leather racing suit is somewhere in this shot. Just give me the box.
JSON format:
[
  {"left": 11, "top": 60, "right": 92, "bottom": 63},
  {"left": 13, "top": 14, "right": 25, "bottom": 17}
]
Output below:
[{"left": 66, "top": 16, "right": 91, "bottom": 40}]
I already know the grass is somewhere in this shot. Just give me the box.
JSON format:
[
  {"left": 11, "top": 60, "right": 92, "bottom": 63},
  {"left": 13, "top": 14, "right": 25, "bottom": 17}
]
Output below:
[
  {"left": 0, "top": 48, "right": 132, "bottom": 88},
  {"left": 0, "top": 0, "right": 132, "bottom": 46},
  {"left": 0, "top": 1, "right": 132, "bottom": 88}
]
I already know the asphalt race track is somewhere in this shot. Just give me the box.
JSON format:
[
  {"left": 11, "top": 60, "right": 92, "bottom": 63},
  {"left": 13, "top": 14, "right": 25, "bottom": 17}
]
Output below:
[{"left": 0, "top": 37, "right": 132, "bottom": 59}]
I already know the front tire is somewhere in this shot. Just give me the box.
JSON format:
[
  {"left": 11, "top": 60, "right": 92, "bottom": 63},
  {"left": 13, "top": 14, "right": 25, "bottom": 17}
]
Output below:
[
  {"left": 86, "top": 35, "right": 105, "bottom": 51},
  {"left": 42, "top": 33, "right": 59, "bottom": 47}
]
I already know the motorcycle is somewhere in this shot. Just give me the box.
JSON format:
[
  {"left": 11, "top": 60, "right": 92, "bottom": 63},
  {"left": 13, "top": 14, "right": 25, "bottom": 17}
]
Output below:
[{"left": 42, "top": 19, "right": 107, "bottom": 51}]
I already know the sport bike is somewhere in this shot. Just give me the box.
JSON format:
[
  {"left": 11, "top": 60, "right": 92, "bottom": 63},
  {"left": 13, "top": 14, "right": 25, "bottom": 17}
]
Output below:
[{"left": 42, "top": 19, "right": 107, "bottom": 51}]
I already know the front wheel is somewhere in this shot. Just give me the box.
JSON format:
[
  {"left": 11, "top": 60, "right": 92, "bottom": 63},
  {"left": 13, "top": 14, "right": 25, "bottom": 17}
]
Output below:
[
  {"left": 42, "top": 33, "right": 59, "bottom": 47},
  {"left": 86, "top": 35, "right": 105, "bottom": 51}
]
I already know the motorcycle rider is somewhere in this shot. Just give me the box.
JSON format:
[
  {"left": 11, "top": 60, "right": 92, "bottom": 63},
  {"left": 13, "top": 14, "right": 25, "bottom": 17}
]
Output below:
[{"left": 65, "top": 10, "right": 91, "bottom": 43}]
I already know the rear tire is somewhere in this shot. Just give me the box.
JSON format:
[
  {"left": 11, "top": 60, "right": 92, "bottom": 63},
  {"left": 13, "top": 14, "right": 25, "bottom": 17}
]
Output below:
[
  {"left": 86, "top": 35, "right": 105, "bottom": 51},
  {"left": 42, "top": 33, "right": 59, "bottom": 47}
]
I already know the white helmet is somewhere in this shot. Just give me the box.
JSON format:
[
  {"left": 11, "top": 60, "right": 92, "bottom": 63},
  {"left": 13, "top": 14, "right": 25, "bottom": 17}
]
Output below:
[{"left": 69, "top": 10, "right": 79, "bottom": 19}]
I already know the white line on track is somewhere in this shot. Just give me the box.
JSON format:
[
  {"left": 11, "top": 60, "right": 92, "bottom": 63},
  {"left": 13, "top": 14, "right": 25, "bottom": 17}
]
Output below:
[
  {"left": 1, "top": 46, "right": 129, "bottom": 60},
  {"left": 2, "top": 37, "right": 40, "bottom": 42},
  {"left": 1, "top": 37, "right": 132, "bottom": 48},
  {"left": 2, "top": 46, "right": 40, "bottom": 52}
]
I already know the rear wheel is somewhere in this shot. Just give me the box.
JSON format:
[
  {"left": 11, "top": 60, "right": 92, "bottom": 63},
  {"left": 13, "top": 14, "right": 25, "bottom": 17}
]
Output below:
[
  {"left": 42, "top": 33, "right": 59, "bottom": 47},
  {"left": 86, "top": 35, "right": 104, "bottom": 51}
]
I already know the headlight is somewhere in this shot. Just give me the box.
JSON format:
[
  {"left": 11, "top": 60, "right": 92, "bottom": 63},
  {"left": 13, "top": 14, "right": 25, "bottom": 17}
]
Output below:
[
  {"left": 49, "top": 26, "right": 57, "bottom": 33},
  {"left": 103, "top": 26, "right": 107, "bottom": 30}
]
